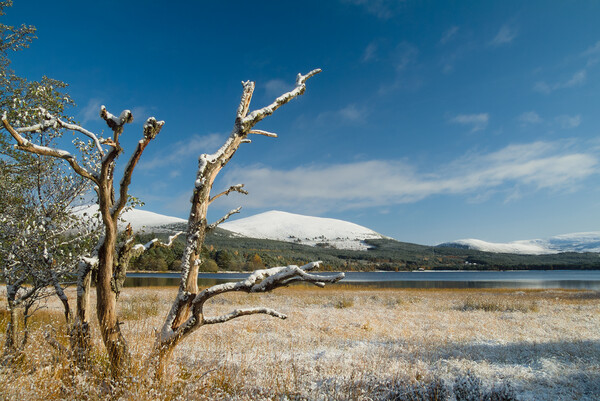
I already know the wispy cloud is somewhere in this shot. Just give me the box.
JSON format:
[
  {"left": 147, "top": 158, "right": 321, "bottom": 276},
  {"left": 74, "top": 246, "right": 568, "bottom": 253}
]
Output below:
[
  {"left": 138, "top": 133, "right": 225, "bottom": 171},
  {"left": 440, "top": 26, "right": 459, "bottom": 45},
  {"left": 79, "top": 98, "right": 102, "bottom": 124},
  {"left": 489, "top": 24, "right": 518, "bottom": 46},
  {"left": 450, "top": 113, "right": 489, "bottom": 132},
  {"left": 555, "top": 114, "right": 582, "bottom": 129},
  {"left": 342, "top": 0, "right": 405, "bottom": 19},
  {"left": 534, "top": 69, "right": 587, "bottom": 94},
  {"left": 518, "top": 111, "right": 543, "bottom": 125},
  {"left": 220, "top": 141, "right": 598, "bottom": 213},
  {"left": 362, "top": 42, "right": 378, "bottom": 62},
  {"left": 393, "top": 42, "right": 418, "bottom": 72},
  {"left": 263, "top": 79, "right": 293, "bottom": 99},
  {"left": 582, "top": 40, "right": 600, "bottom": 57},
  {"left": 316, "top": 104, "right": 368, "bottom": 125}
]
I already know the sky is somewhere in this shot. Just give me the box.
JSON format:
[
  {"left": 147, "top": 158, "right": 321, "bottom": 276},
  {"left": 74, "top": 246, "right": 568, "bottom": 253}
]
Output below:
[{"left": 3, "top": 0, "right": 600, "bottom": 245}]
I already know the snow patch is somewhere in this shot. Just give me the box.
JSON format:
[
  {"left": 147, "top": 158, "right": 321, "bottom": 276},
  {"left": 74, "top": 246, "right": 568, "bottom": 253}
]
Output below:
[
  {"left": 439, "top": 231, "right": 600, "bottom": 255},
  {"left": 220, "top": 210, "right": 388, "bottom": 250},
  {"left": 72, "top": 205, "right": 186, "bottom": 232}
]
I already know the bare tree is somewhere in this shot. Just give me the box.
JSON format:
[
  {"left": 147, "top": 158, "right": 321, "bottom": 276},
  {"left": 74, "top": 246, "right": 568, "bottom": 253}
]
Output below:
[
  {"left": 153, "top": 69, "right": 344, "bottom": 376},
  {"left": 2, "top": 69, "right": 344, "bottom": 378}
]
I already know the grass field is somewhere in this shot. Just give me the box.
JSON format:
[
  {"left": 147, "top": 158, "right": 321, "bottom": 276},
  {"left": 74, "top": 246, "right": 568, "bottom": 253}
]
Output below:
[{"left": 1, "top": 286, "right": 599, "bottom": 400}]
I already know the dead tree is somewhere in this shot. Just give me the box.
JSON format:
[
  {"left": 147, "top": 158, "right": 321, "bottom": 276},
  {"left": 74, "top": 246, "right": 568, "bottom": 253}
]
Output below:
[
  {"left": 154, "top": 68, "right": 344, "bottom": 376},
  {"left": 3, "top": 69, "right": 344, "bottom": 378}
]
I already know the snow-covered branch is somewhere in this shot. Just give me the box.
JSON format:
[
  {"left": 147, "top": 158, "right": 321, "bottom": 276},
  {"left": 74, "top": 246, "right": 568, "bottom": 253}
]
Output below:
[
  {"left": 12, "top": 108, "right": 104, "bottom": 156},
  {"left": 209, "top": 184, "right": 248, "bottom": 205},
  {"left": 241, "top": 69, "right": 321, "bottom": 130},
  {"left": 203, "top": 307, "right": 287, "bottom": 325},
  {"left": 248, "top": 129, "right": 278, "bottom": 138},
  {"left": 2, "top": 116, "right": 99, "bottom": 183},
  {"left": 100, "top": 106, "right": 133, "bottom": 131},
  {"left": 207, "top": 207, "right": 242, "bottom": 231},
  {"left": 132, "top": 231, "right": 184, "bottom": 254},
  {"left": 158, "top": 263, "right": 343, "bottom": 345}
]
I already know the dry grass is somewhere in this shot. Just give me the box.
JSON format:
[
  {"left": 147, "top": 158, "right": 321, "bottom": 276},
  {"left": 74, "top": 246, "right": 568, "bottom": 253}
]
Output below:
[{"left": 0, "top": 286, "right": 599, "bottom": 400}]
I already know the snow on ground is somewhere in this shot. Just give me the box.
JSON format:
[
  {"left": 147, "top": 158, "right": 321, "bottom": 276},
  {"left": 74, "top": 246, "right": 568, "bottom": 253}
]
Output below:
[
  {"left": 440, "top": 231, "right": 600, "bottom": 255},
  {"left": 220, "top": 210, "right": 387, "bottom": 250},
  {"left": 72, "top": 204, "right": 187, "bottom": 232}
]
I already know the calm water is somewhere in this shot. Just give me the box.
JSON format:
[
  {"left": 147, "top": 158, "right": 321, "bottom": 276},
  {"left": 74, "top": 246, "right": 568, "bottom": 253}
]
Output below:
[{"left": 126, "top": 270, "right": 600, "bottom": 290}]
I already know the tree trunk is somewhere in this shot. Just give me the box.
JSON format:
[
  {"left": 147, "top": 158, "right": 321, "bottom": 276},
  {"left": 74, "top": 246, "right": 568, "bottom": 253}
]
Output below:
[
  {"left": 70, "top": 260, "right": 93, "bottom": 368},
  {"left": 96, "top": 224, "right": 130, "bottom": 377},
  {"left": 3, "top": 300, "right": 19, "bottom": 356}
]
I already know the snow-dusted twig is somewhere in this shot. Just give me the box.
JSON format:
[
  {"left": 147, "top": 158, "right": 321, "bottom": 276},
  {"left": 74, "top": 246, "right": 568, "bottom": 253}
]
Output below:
[
  {"left": 203, "top": 307, "right": 287, "bottom": 325},
  {"left": 114, "top": 117, "right": 164, "bottom": 216},
  {"left": 132, "top": 231, "right": 184, "bottom": 253},
  {"left": 248, "top": 129, "right": 278, "bottom": 138},
  {"left": 242, "top": 69, "right": 321, "bottom": 130},
  {"left": 13, "top": 108, "right": 105, "bottom": 156},
  {"left": 2, "top": 116, "right": 99, "bottom": 183},
  {"left": 209, "top": 184, "right": 248, "bottom": 205},
  {"left": 207, "top": 207, "right": 242, "bottom": 231}
]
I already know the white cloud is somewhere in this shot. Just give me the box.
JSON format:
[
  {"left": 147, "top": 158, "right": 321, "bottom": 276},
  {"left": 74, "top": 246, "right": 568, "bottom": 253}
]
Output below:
[
  {"left": 555, "top": 114, "right": 582, "bottom": 129},
  {"left": 393, "top": 42, "right": 418, "bottom": 72},
  {"left": 362, "top": 42, "right": 378, "bottom": 62},
  {"left": 264, "top": 79, "right": 293, "bottom": 99},
  {"left": 582, "top": 40, "right": 600, "bottom": 57},
  {"left": 220, "top": 141, "right": 598, "bottom": 213},
  {"left": 450, "top": 113, "right": 489, "bottom": 132},
  {"left": 440, "top": 26, "right": 459, "bottom": 45},
  {"left": 316, "top": 104, "right": 368, "bottom": 125},
  {"left": 534, "top": 69, "right": 587, "bottom": 94},
  {"left": 79, "top": 98, "right": 102, "bottom": 124},
  {"left": 489, "top": 24, "right": 518, "bottom": 46},
  {"left": 342, "top": 0, "right": 405, "bottom": 19},
  {"left": 518, "top": 111, "right": 542, "bottom": 125},
  {"left": 138, "top": 133, "right": 225, "bottom": 171}
]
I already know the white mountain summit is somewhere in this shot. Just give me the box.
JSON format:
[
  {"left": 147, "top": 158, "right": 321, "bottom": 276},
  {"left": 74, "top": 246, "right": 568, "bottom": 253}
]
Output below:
[
  {"left": 220, "top": 210, "right": 388, "bottom": 250},
  {"left": 438, "top": 232, "right": 600, "bottom": 255}
]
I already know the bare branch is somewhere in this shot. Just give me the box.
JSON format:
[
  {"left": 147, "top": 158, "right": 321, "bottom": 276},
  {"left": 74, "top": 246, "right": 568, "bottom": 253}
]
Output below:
[
  {"left": 158, "top": 262, "right": 343, "bottom": 345},
  {"left": 248, "top": 129, "right": 278, "bottom": 138},
  {"left": 11, "top": 108, "right": 104, "bottom": 156},
  {"left": 203, "top": 307, "right": 287, "bottom": 325},
  {"left": 2, "top": 116, "right": 100, "bottom": 184},
  {"left": 209, "top": 184, "right": 249, "bottom": 205},
  {"left": 242, "top": 69, "right": 321, "bottom": 130},
  {"left": 132, "top": 231, "right": 184, "bottom": 254},
  {"left": 235, "top": 81, "right": 255, "bottom": 122},
  {"left": 113, "top": 117, "right": 164, "bottom": 216},
  {"left": 207, "top": 207, "right": 242, "bottom": 231}
]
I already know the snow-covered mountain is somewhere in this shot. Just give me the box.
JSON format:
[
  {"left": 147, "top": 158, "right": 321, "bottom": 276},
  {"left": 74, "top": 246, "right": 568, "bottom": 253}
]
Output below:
[
  {"left": 220, "top": 210, "right": 388, "bottom": 250},
  {"left": 438, "top": 232, "right": 600, "bottom": 255},
  {"left": 72, "top": 205, "right": 187, "bottom": 233}
]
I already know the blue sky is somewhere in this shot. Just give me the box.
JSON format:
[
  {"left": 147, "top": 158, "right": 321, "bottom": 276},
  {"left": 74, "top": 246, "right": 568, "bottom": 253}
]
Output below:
[{"left": 4, "top": 1, "right": 600, "bottom": 245}]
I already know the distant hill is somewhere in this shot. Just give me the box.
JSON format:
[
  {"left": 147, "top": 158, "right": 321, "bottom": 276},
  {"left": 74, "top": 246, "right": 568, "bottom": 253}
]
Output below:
[
  {"left": 72, "top": 206, "right": 600, "bottom": 271},
  {"left": 438, "top": 232, "right": 600, "bottom": 255},
  {"left": 220, "top": 210, "right": 387, "bottom": 250},
  {"left": 72, "top": 205, "right": 187, "bottom": 233}
]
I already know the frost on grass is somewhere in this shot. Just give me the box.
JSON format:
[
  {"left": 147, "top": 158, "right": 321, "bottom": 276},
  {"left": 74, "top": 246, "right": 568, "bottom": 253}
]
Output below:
[{"left": 0, "top": 288, "right": 599, "bottom": 400}]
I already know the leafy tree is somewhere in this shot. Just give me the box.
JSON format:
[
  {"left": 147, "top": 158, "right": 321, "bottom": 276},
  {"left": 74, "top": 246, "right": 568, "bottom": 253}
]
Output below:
[{"left": 0, "top": 1, "right": 95, "bottom": 360}]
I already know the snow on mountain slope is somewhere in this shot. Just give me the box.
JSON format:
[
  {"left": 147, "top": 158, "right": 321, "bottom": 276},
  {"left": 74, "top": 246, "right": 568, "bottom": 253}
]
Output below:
[
  {"left": 220, "top": 210, "right": 387, "bottom": 250},
  {"left": 72, "top": 205, "right": 187, "bottom": 232},
  {"left": 438, "top": 231, "right": 600, "bottom": 255}
]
